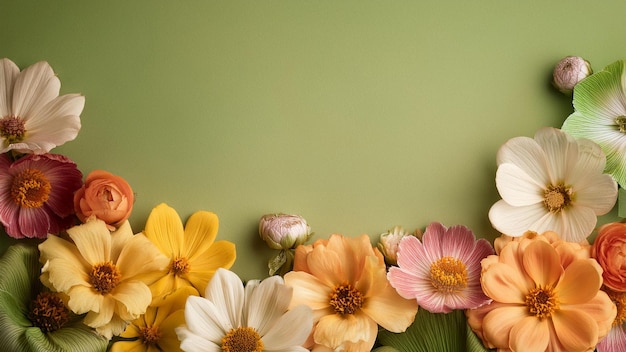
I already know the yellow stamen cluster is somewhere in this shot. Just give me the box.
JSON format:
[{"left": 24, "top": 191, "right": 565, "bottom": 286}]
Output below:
[
  {"left": 10, "top": 168, "right": 51, "bottom": 208},
  {"left": 28, "top": 292, "right": 70, "bottom": 333},
  {"left": 0, "top": 115, "right": 26, "bottom": 145},
  {"left": 615, "top": 116, "right": 626, "bottom": 133},
  {"left": 221, "top": 327, "right": 264, "bottom": 352},
  {"left": 90, "top": 261, "right": 121, "bottom": 294},
  {"left": 526, "top": 286, "right": 559, "bottom": 319},
  {"left": 140, "top": 325, "right": 162, "bottom": 345},
  {"left": 171, "top": 257, "right": 190, "bottom": 276},
  {"left": 605, "top": 288, "right": 626, "bottom": 326},
  {"left": 429, "top": 256, "right": 468, "bottom": 293},
  {"left": 329, "top": 283, "right": 364, "bottom": 315},
  {"left": 543, "top": 184, "right": 572, "bottom": 213}
]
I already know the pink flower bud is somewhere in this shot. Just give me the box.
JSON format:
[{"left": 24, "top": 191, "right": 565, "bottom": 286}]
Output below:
[
  {"left": 552, "top": 56, "right": 592, "bottom": 94},
  {"left": 259, "top": 213, "right": 312, "bottom": 250}
]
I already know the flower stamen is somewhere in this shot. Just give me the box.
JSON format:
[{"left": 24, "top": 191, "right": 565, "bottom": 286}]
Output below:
[
  {"left": 0, "top": 116, "right": 26, "bottom": 145},
  {"left": 429, "top": 256, "right": 468, "bottom": 293},
  {"left": 171, "top": 257, "right": 190, "bottom": 276},
  {"left": 543, "top": 184, "right": 572, "bottom": 213},
  {"left": 615, "top": 116, "right": 626, "bottom": 133},
  {"left": 526, "top": 286, "right": 559, "bottom": 319},
  {"left": 604, "top": 288, "right": 626, "bottom": 326},
  {"left": 329, "top": 283, "right": 363, "bottom": 315},
  {"left": 90, "top": 261, "right": 121, "bottom": 294},
  {"left": 221, "top": 326, "right": 264, "bottom": 352},
  {"left": 140, "top": 325, "right": 162, "bottom": 345},
  {"left": 10, "top": 168, "right": 51, "bottom": 208},
  {"left": 28, "top": 292, "right": 70, "bottom": 332}
]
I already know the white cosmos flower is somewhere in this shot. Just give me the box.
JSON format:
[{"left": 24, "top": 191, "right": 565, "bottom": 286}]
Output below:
[
  {"left": 488, "top": 127, "right": 617, "bottom": 242},
  {"left": 176, "top": 268, "right": 313, "bottom": 352},
  {"left": 0, "top": 58, "right": 84, "bottom": 154}
]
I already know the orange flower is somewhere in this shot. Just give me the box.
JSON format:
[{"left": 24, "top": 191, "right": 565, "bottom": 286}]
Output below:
[
  {"left": 284, "top": 234, "right": 418, "bottom": 352},
  {"left": 592, "top": 222, "right": 626, "bottom": 292},
  {"left": 467, "top": 232, "right": 615, "bottom": 352},
  {"left": 73, "top": 170, "right": 134, "bottom": 229}
]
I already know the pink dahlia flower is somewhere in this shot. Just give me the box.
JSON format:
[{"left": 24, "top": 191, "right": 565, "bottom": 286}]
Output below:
[{"left": 0, "top": 153, "right": 82, "bottom": 238}]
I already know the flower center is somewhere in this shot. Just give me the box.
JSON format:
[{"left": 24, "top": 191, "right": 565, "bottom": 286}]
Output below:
[
  {"left": 90, "top": 261, "right": 122, "bottom": 294},
  {"left": 28, "top": 292, "right": 70, "bottom": 333},
  {"left": 525, "top": 286, "right": 559, "bottom": 319},
  {"left": 171, "top": 257, "right": 190, "bottom": 276},
  {"left": 543, "top": 184, "right": 572, "bottom": 213},
  {"left": 429, "top": 256, "right": 468, "bottom": 293},
  {"left": 0, "top": 116, "right": 26, "bottom": 145},
  {"left": 221, "top": 326, "right": 264, "bottom": 352},
  {"left": 615, "top": 116, "right": 626, "bottom": 133},
  {"left": 140, "top": 325, "right": 162, "bottom": 345},
  {"left": 605, "top": 288, "right": 626, "bottom": 326},
  {"left": 10, "top": 168, "right": 51, "bottom": 208},
  {"left": 329, "top": 283, "right": 364, "bottom": 315}
]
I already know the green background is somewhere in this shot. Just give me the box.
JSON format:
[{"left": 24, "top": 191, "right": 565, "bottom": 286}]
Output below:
[{"left": 1, "top": 0, "right": 624, "bottom": 280}]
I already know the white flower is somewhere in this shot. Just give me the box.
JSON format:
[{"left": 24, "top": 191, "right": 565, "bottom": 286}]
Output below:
[
  {"left": 0, "top": 58, "right": 84, "bottom": 154},
  {"left": 176, "top": 268, "right": 313, "bottom": 352},
  {"left": 488, "top": 127, "right": 617, "bottom": 242}
]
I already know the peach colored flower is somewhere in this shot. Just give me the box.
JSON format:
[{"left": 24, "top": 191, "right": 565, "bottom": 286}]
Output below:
[
  {"left": 467, "top": 231, "right": 615, "bottom": 352},
  {"left": 592, "top": 222, "right": 626, "bottom": 292},
  {"left": 284, "top": 234, "right": 418, "bottom": 352},
  {"left": 73, "top": 170, "right": 134, "bottom": 229}
]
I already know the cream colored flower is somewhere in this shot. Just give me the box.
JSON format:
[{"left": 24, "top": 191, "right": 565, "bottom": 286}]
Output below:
[{"left": 38, "top": 219, "right": 169, "bottom": 339}]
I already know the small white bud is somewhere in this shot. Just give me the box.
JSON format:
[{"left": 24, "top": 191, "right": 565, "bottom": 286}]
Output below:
[{"left": 552, "top": 56, "right": 592, "bottom": 94}]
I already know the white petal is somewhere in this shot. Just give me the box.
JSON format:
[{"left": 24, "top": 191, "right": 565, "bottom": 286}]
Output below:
[
  {"left": 533, "top": 127, "right": 578, "bottom": 184},
  {"left": 11, "top": 61, "right": 60, "bottom": 118},
  {"left": 262, "top": 305, "right": 314, "bottom": 350},
  {"left": 488, "top": 201, "right": 547, "bottom": 236},
  {"left": 184, "top": 295, "right": 231, "bottom": 343},
  {"left": 573, "top": 174, "right": 617, "bottom": 214},
  {"left": 558, "top": 205, "right": 598, "bottom": 242},
  {"left": 177, "top": 326, "right": 222, "bottom": 352},
  {"left": 496, "top": 135, "right": 550, "bottom": 183},
  {"left": 246, "top": 275, "right": 290, "bottom": 336},
  {"left": 0, "top": 58, "right": 19, "bottom": 117},
  {"left": 495, "top": 163, "right": 544, "bottom": 206},
  {"left": 204, "top": 268, "right": 244, "bottom": 329}
]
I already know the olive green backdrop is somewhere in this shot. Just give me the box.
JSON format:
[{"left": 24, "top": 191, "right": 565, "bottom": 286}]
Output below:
[{"left": 1, "top": 0, "right": 624, "bottom": 280}]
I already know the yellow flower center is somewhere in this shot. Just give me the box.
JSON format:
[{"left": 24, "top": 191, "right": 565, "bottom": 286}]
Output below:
[
  {"left": 171, "top": 257, "right": 190, "bottom": 276},
  {"left": 525, "top": 286, "right": 559, "bottom": 319},
  {"left": 0, "top": 115, "right": 26, "bottom": 145},
  {"left": 329, "top": 283, "right": 364, "bottom": 315},
  {"left": 615, "top": 116, "right": 626, "bottom": 133},
  {"left": 605, "top": 288, "right": 626, "bottom": 326},
  {"left": 221, "top": 327, "right": 264, "bottom": 352},
  {"left": 429, "top": 256, "right": 468, "bottom": 293},
  {"left": 90, "top": 261, "right": 122, "bottom": 294},
  {"left": 140, "top": 325, "right": 162, "bottom": 345},
  {"left": 543, "top": 184, "right": 572, "bottom": 213},
  {"left": 28, "top": 292, "right": 70, "bottom": 333},
  {"left": 10, "top": 168, "right": 51, "bottom": 208}
]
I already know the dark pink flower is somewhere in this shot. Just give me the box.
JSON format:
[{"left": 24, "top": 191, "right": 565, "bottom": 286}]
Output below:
[{"left": 0, "top": 153, "right": 82, "bottom": 238}]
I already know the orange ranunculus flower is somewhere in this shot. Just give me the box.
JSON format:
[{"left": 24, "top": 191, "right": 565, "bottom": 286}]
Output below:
[
  {"left": 284, "top": 234, "right": 418, "bottom": 352},
  {"left": 74, "top": 170, "right": 134, "bottom": 228},
  {"left": 467, "top": 231, "right": 615, "bottom": 352},
  {"left": 592, "top": 222, "right": 626, "bottom": 292}
]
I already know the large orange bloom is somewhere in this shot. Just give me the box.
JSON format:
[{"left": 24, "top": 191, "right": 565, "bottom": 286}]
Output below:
[
  {"left": 467, "top": 232, "right": 615, "bottom": 352},
  {"left": 284, "top": 234, "right": 418, "bottom": 352}
]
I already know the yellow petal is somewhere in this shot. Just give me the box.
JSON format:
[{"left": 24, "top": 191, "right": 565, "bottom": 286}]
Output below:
[
  {"left": 83, "top": 295, "right": 116, "bottom": 328},
  {"left": 183, "top": 210, "right": 219, "bottom": 258},
  {"left": 144, "top": 203, "right": 185, "bottom": 257},
  {"left": 187, "top": 240, "right": 236, "bottom": 293},
  {"left": 66, "top": 220, "right": 111, "bottom": 264},
  {"left": 109, "top": 340, "right": 145, "bottom": 352},
  {"left": 119, "top": 322, "right": 142, "bottom": 339},
  {"left": 158, "top": 310, "right": 186, "bottom": 352},
  {"left": 509, "top": 316, "right": 550, "bottom": 352},
  {"left": 67, "top": 285, "right": 103, "bottom": 314},
  {"left": 314, "top": 311, "right": 376, "bottom": 350},
  {"left": 116, "top": 234, "right": 169, "bottom": 281},
  {"left": 112, "top": 280, "right": 152, "bottom": 319}
]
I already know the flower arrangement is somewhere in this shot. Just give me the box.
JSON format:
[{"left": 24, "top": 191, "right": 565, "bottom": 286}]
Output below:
[{"left": 2, "top": 54, "right": 626, "bottom": 352}]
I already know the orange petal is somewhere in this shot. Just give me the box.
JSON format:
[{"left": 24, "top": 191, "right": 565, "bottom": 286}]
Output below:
[
  {"left": 556, "top": 258, "right": 602, "bottom": 304},
  {"left": 313, "top": 311, "right": 376, "bottom": 350},
  {"left": 481, "top": 262, "right": 528, "bottom": 304},
  {"left": 509, "top": 316, "right": 550, "bottom": 352},
  {"left": 482, "top": 305, "right": 527, "bottom": 349},
  {"left": 522, "top": 240, "right": 562, "bottom": 287},
  {"left": 551, "top": 308, "right": 599, "bottom": 351}
]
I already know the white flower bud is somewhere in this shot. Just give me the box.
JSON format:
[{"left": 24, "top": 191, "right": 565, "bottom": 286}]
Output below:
[
  {"left": 377, "top": 226, "right": 419, "bottom": 265},
  {"left": 552, "top": 56, "right": 592, "bottom": 94},
  {"left": 259, "top": 213, "right": 312, "bottom": 250}
]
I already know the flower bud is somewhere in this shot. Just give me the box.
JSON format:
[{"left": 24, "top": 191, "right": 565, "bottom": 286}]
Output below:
[
  {"left": 377, "top": 226, "right": 419, "bottom": 265},
  {"left": 73, "top": 170, "right": 134, "bottom": 229},
  {"left": 552, "top": 56, "right": 592, "bottom": 94},
  {"left": 259, "top": 213, "right": 312, "bottom": 250}
]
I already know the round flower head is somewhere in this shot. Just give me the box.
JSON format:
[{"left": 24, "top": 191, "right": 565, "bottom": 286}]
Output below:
[
  {"left": 176, "top": 268, "right": 314, "bottom": 352},
  {"left": 388, "top": 222, "right": 494, "bottom": 313},
  {"left": 38, "top": 219, "right": 170, "bottom": 339},
  {"left": 488, "top": 127, "right": 617, "bottom": 242},
  {"left": 0, "top": 244, "right": 108, "bottom": 352},
  {"left": 259, "top": 213, "right": 312, "bottom": 250},
  {"left": 562, "top": 60, "right": 626, "bottom": 188},
  {"left": 466, "top": 231, "right": 616, "bottom": 352},
  {"left": 284, "top": 234, "right": 418, "bottom": 352},
  {"left": 74, "top": 170, "right": 134, "bottom": 229},
  {"left": 552, "top": 56, "right": 592, "bottom": 94},
  {"left": 0, "top": 58, "right": 83, "bottom": 154},
  {"left": 0, "top": 153, "right": 83, "bottom": 239},
  {"left": 592, "top": 222, "right": 626, "bottom": 292}
]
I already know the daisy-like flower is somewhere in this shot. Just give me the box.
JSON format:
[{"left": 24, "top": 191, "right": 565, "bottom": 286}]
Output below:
[
  {"left": 0, "top": 58, "right": 84, "bottom": 154},
  {"left": 284, "top": 234, "right": 418, "bottom": 352},
  {"left": 387, "top": 222, "right": 494, "bottom": 313},
  {"left": 38, "top": 219, "right": 170, "bottom": 339},
  {"left": 0, "top": 244, "right": 108, "bottom": 352},
  {"left": 0, "top": 153, "right": 83, "bottom": 239},
  {"left": 142, "top": 203, "right": 237, "bottom": 301},
  {"left": 110, "top": 286, "right": 195, "bottom": 352},
  {"left": 596, "top": 287, "right": 626, "bottom": 352},
  {"left": 466, "top": 231, "right": 616, "bottom": 352},
  {"left": 561, "top": 60, "right": 626, "bottom": 188},
  {"left": 488, "top": 127, "right": 617, "bottom": 242},
  {"left": 176, "top": 268, "right": 314, "bottom": 352}
]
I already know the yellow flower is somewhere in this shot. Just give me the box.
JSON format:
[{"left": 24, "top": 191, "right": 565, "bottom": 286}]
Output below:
[
  {"left": 284, "top": 234, "right": 418, "bottom": 352},
  {"left": 142, "top": 203, "right": 236, "bottom": 301},
  {"left": 110, "top": 286, "right": 195, "bottom": 352},
  {"left": 466, "top": 232, "right": 616, "bottom": 352},
  {"left": 38, "top": 219, "right": 170, "bottom": 339}
]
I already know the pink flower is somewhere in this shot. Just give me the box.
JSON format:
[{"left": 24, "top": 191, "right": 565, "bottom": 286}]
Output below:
[
  {"left": 0, "top": 153, "right": 82, "bottom": 238},
  {"left": 387, "top": 222, "right": 494, "bottom": 313}
]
